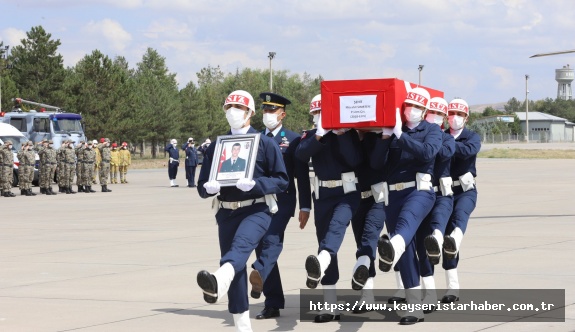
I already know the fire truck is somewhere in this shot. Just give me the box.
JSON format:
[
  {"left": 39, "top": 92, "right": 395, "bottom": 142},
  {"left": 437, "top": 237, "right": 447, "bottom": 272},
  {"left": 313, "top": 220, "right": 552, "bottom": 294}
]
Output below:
[{"left": 0, "top": 98, "right": 86, "bottom": 149}]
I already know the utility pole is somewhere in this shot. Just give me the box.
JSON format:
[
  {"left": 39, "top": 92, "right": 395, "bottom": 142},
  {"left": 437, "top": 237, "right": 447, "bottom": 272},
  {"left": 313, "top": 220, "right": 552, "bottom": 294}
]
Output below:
[
  {"left": 525, "top": 74, "right": 529, "bottom": 143},
  {"left": 268, "top": 52, "right": 276, "bottom": 91},
  {"left": 418, "top": 65, "right": 424, "bottom": 85}
]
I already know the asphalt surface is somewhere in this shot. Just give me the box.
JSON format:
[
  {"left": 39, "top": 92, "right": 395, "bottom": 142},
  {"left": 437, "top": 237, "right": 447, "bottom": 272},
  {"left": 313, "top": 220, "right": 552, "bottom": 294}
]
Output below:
[{"left": 1, "top": 159, "right": 574, "bottom": 331}]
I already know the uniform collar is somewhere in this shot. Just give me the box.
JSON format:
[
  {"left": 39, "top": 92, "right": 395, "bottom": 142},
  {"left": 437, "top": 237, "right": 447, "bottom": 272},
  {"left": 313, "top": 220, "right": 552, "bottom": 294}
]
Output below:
[
  {"left": 403, "top": 121, "right": 426, "bottom": 132},
  {"left": 265, "top": 125, "right": 283, "bottom": 137},
  {"left": 450, "top": 127, "right": 464, "bottom": 139}
]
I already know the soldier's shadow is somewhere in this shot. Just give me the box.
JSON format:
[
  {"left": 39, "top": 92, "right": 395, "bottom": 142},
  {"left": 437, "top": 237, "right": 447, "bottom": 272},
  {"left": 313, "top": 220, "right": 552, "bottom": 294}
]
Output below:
[{"left": 153, "top": 307, "right": 233, "bottom": 328}]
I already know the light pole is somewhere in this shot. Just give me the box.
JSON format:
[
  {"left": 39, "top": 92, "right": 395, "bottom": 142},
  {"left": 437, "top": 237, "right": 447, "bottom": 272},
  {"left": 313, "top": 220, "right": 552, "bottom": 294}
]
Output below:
[
  {"left": 0, "top": 45, "right": 9, "bottom": 112},
  {"left": 268, "top": 52, "right": 276, "bottom": 91},
  {"left": 418, "top": 65, "right": 424, "bottom": 85},
  {"left": 525, "top": 74, "right": 529, "bottom": 143}
]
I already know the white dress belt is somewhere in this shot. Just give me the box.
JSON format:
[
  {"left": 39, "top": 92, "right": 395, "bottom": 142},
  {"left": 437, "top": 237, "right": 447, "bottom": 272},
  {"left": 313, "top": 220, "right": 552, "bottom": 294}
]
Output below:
[{"left": 220, "top": 197, "right": 266, "bottom": 210}]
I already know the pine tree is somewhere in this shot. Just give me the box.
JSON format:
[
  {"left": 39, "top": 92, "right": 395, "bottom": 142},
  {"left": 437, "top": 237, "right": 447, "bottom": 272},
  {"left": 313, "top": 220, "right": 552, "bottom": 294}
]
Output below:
[{"left": 8, "top": 26, "right": 66, "bottom": 105}]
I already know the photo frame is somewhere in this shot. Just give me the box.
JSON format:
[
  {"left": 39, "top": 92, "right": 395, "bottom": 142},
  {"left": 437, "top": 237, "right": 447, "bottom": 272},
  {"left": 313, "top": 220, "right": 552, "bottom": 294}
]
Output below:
[{"left": 208, "top": 133, "right": 260, "bottom": 187}]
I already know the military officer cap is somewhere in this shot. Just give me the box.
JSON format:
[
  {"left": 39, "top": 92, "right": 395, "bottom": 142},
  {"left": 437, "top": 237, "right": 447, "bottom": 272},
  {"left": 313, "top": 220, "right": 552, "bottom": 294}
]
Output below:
[
  {"left": 87, "top": 141, "right": 93, "bottom": 145},
  {"left": 48, "top": 140, "right": 54, "bottom": 144},
  {"left": 26, "top": 141, "right": 34, "bottom": 146},
  {"left": 4, "top": 140, "right": 13, "bottom": 145},
  {"left": 42, "top": 138, "right": 48, "bottom": 143},
  {"left": 259, "top": 92, "right": 291, "bottom": 111}
]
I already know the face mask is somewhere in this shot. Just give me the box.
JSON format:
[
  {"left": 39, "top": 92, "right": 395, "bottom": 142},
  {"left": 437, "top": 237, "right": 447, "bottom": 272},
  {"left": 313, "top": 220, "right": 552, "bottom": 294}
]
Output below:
[
  {"left": 226, "top": 107, "right": 249, "bottom": 129},
  {"left": 404, "top": 106, "right": 423, "bottom": 123},
  {"left": 263, "top": 113, "right": 280, "bottom": 129},
  {"left": 448, "top": 115, "right": 466, "bottom": 130},
  {"left": 49, "top": 144, "right": 53, "bottom": 148},
  {"left": 312, "top": 114, "right": 320, "bottom": 124},
  {"left": 426, "top": 113, "right": 445, "bottom": 126}
]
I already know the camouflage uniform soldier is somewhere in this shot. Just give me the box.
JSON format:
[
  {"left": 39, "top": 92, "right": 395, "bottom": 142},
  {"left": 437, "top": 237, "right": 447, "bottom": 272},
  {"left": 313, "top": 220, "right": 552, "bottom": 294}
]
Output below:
[
  {"left": 98, "top": 138, "right": 112, "bottom": 192},
  {"left": 82, "top": 141, "right": 97, "bottom": 193},
  {"left": 1, "top": 140, "right": 16, "bottom": 197},
  {"left": 62, "top": 141, "right": 77, "bottom": 194},
  {"left": 110, "top": 143, "right": 120, "bottom": 184},
  {"left": 75, "top": 141, "right": 86, "bottom": 192},
  {"left": 93, "top": 139, "right": 101, "bottom": 184},
  {"left": 17, "top": 141, "right": 36, "bottom": 196},
  {"left": 119, "top": 142, "right": 131, "bottom": 183},
  {"left": 57, "top": 140, "right": 69, "bottom": 193},
  {"left": 39, "top": 140, "right": 58, "bottom": 195},
  {"left": 26, "top": 141, "right": 37, "bottom": 193}
]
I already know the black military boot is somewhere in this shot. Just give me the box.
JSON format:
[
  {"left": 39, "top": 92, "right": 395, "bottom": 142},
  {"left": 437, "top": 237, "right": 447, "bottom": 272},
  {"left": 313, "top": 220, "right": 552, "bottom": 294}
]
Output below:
[
  {"left": 5, "top": 191, "right": 16, "bottom": 197},
  {"left": 78, "top": 185, "right": 84, "bottom": 193},
  {"left": 28, "top": 189, "right": 37, "bottom": 196},
  {"left": 48, "top": 187, "right": 57, "bottom": 195},
  {"left": 65, "top": 187, "right": 71, "bottom": 194},
  {"left": 59, "top": 186, "right": 64, "bottom": 193},
  {"left": 102, "top": 185, "right": 112, "bottom": 192},
  {"left": 87, "top": 186, "right": 96, "bottom": 193},
  {"left": 21, "top": 189, "right": 27, "bottom": 196},
  {"left": 40, "top": 188, "right": 46, "bottom": 194},
  {"left": 69, "top": 186, "right": 77, "bottom": 194}
]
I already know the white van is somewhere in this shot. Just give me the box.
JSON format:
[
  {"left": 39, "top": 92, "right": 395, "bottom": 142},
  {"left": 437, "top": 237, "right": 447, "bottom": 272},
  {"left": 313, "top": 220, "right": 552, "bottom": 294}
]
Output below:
[{"left": 0, "top": 122, "right": 40, "bottom": 186}]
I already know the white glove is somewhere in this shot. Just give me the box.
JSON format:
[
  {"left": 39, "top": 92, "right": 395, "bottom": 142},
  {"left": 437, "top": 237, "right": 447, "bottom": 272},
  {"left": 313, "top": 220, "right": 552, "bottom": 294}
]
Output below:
[
  {"left": 382, "top": 127, "right": 394, "bottom": 136},
  {"left": 315, "top": 114, "right": 330, "bottom": 137},
  {"left": 393, "top": 108, "right": 403, "bottom": 138},
  {"left": 203, "top": 180, "right": 221, "bottom": 194},
  {"left": 236, "top": 177, "right": 256, "bottom": 192}
]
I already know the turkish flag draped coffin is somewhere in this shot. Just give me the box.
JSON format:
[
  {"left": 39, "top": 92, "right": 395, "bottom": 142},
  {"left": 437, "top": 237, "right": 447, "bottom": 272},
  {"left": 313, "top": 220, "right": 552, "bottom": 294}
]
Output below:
[{"left": 320, "top": 78, "right": 444, "bottom": 129}]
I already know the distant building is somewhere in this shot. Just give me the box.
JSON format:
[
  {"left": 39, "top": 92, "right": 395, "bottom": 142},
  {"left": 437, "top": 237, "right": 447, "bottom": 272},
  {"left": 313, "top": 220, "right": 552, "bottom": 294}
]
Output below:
[
  {"left": 473, "top": 111, "right": 574, "bottom": 142},
  {"left": 515, "top": 112, "right": 574, "bottom": 142}
]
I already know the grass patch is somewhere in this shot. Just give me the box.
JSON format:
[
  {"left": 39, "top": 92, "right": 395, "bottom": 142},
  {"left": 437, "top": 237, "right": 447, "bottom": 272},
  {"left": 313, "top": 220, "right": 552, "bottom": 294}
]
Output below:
[{"left": 479, "top": 149, "right": 575, "bottom": 159}]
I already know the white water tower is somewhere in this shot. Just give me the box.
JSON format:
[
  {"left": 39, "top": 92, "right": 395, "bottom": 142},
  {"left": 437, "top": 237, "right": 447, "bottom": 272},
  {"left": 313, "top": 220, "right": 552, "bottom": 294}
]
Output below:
[{"left": 556, "top": 64, "right": 574, "bottom": 100}]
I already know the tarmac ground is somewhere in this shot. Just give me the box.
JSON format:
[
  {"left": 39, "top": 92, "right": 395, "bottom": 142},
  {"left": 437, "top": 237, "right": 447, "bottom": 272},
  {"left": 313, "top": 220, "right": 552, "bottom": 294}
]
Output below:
[{"left": 1, "top": 157, "right": 574, "bottom": 332}]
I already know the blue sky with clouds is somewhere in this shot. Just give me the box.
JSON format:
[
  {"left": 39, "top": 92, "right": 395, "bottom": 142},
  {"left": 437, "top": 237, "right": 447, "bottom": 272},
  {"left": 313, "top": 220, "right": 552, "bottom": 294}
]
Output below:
[{"left": 1, "top": 0, "right": 574, "bottom": 106}]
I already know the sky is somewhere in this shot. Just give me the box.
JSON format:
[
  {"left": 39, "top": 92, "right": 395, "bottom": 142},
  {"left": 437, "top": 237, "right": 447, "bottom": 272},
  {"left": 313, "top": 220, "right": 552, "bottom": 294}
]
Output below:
[{"left": 1, "top": 0, "right": 574, "bottom": 107}]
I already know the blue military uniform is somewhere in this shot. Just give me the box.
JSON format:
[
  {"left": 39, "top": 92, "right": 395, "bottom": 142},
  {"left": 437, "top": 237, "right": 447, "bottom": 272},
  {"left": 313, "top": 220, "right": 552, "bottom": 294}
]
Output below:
[
  {"left": 251, "top": 92, "right": 312, "bottom": 319},
  {"left": 372, "top": 121, "right": 441, "bottom": 289},
  {"left": 197, "top": 126, "right": 288, "bottom": 314},
  {"left": 296, "top": 128, "right": 363, "bottom": 286},
  {"left": 350, "top": 131, "right": 386, "bottom": 289},
  {"left": 251, "top": 125, "right": 311, "bottom": 311},
  {"left": 164, "top": 142, "right": 179, "bottom": 185},
  {"left": 417, "top": 131, "right": 455, "bottom": 276},
  {"left": 443, "top": 127, "right": 481, "bottom": 270},
  {"left": 182, "top": 141, "right": 199, "bottom": 187}
]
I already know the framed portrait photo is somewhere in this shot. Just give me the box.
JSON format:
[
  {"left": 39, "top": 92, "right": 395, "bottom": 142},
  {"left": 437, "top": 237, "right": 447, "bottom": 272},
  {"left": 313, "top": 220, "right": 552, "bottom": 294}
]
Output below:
[{"left": 208, "top": 133, "right": 260, "bottom": 187}]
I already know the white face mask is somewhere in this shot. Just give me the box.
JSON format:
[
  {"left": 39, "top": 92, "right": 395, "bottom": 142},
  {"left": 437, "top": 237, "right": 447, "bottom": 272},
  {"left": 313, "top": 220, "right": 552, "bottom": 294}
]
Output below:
[
  {"left": 226, "top": 107, "right": 249, "bottom": 129},
  {"left": 426, "top": 113, "right": 445, "bottom": 126},
  {"left": 312, "top": 114, "right": 320, "bottom": 124},
  {"left": 263, "top": 113, "right": 280, "bottom": 129},
  {"left": 448, "top": 115, "right": 466, "bottom": 130},
  {"left": 404, "top": 106, "right": 423, "bottom": 123},
  {"left": 48, "top": 144, "right": 53, "bottom": 148}
]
